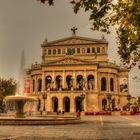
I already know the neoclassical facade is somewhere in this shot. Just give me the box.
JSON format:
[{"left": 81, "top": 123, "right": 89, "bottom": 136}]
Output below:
[{"left": 25, "top": 34, "right": 129, "bottom": 113}]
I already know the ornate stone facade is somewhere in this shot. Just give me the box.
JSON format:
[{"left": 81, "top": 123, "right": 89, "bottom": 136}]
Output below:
[{"left": 25, "top": 35, "right": 129, "bottom": 113}]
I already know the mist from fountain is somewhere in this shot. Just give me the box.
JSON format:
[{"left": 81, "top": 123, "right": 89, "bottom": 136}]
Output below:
[{"left": 4, "top": 50, "right": 37, "bottom": 118}]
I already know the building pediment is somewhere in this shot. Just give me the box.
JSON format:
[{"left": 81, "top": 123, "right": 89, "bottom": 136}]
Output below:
[
  {"left": 42, "top": 36, "right": 107, "bottom": 47},
  {"left": 45, "top": 57, "right": 91, "bottom": 65}
]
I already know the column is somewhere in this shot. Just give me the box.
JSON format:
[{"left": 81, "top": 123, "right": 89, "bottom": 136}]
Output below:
[
  {"left": 52, "top": 71, "right": 55, "bottom": 89},
  {"left": 73, "top": 70, "right": 76, "bottom": 89},
  {"left": 35, "top": 75, "right": 38, "bottom": 95},
  {"left": 41, "top": 72, "right": 45, "bottom": 92},
  {"left": 58, "top": 94, "right": 63, "bottom": 112},
  {"left": 62, "top": 70, "right": 65, "bottom": 89},
  {"left": 107, "top": 73, "right": 110, "bottom": 92},
  {"left": 94, "top": 71, "right": 98, "bottom": 92},
  {"left": 30, "top": 76, "right": 33, "bottom": 94},
  {"left": 70, "top": 96, "right": 75, "bottom": 112},
  {"left": 83, "top": 70, "right": 87, "bottom": 90},
  {"left": 46, "top": 92, "right": 51, "bottom": 112}
]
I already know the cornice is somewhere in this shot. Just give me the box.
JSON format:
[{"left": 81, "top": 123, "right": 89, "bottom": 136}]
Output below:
[{"left": 41, "top": 35, "right": 108, "bottom": 47}]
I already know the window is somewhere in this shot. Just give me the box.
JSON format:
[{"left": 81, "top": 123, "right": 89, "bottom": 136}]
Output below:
[
  {"left": 77, "top": 48, "right": 80, "bottom": 54},
  {"left": 67, "top": 48, "right": 74, "bottom": 55},
  {"left": 97, "top": 47, "right": 100, "bottom": 53},
  {"left": 92, "top": 48, "right": 95, "bottom": 53},
  {"left": 72, "top": 48, "right": 75, "bottom": 54},
  {"left": 110, "top": 78, "right": 114, "bottom": 91},
  {"left": 38, "top": 79, "right": 42, "bottom": 92},
  {"left": 101, "top": 77, "right": 106, "bottom": 91},
  {"left": 62, "top": 49, "right": 66, "bottom": 54},
  {"left": 87, "top": 48, "right": 90, "bottom": 53},
  {"left": 48, "top": 49, "right": 51, "bottom": 55},
  {"left": 102, "top": 47, "right": 105, "bottom": 53},
  {"left": 53, "top": 49, "right": 56, "bottom": 55},
  {"left": 58, "top": 49, "right": 61, "bottom": 54},
  {"left": 82, "top": 48, "right": 85, "bottom": 54}
]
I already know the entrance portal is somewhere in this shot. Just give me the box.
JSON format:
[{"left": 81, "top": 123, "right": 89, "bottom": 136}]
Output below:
[
  {"left": 52, "top": 97, "right": 58, "bottom": 112},
  {"left": 75, "top": 97, "right": 81, "bottom": 112},
  {"left": 102, "top": 98, "right": 107, "bottom": 111},
  {"left": 63, "top": 97, "right": 70, "bottom": 112}
]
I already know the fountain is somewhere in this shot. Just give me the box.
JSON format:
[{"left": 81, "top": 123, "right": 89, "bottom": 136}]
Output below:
[
  {"left": 0, "top": 50, "right": 81, "bottom": 125},
  {"left": 4, "top": 50, "right": 37, "bottom": 118},
  {"left": 5, "top": 95, "right": 36, "bottom": 118}
]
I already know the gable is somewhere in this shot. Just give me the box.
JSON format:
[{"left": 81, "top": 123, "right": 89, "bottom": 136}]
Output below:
[
  {"left": 46, "top": 57, "right": 91, "bottom": 65},
  {"left": 42, "top": 36, "right": 107, "bottom": 47}
]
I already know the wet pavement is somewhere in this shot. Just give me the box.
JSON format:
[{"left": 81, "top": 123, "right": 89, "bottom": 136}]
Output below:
[{"left": 0, "top": 115, "right": 140, "bottom": 140}]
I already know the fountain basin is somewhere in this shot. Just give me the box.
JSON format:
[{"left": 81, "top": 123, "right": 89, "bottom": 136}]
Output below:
[
  {"left": 5, "top": 95, "right": 36, "bottom": 101},
  {"left": 4, "top": 95, "right": 37, "bottom": 118},
  {"left": 0, "top": 115, "right": 82, "bottom": 125}
]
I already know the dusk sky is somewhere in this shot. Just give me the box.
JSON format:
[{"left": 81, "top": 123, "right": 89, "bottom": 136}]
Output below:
[{"left": 0, "top": 0, "right": 139, "bottom": 97}]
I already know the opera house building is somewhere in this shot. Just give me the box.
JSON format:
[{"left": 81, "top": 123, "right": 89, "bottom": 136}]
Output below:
[{"left": 25, "top": 33, "right": 129, "bottom": 113}]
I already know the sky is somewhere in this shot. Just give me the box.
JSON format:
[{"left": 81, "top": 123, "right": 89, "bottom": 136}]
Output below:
[{"left": 0, "top": 0, "right": 139, "bottom": 97}]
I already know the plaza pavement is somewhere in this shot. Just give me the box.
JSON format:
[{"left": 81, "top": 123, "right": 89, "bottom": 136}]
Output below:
[{"left": 0, "top": 115, "right": 140, "bottom": 140}]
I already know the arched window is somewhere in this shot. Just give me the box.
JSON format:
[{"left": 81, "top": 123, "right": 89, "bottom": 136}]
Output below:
[
  {"left": 87, "top": 75, "right": 94, "bottom": 90},
  {"left": 66, "top": 75, "right": 73, "bottom": 90},
  {"left": 56, "top": 75, "right": 62, "bottom": 89},
  {"left": 101, "top": 77, "right": 106, "bottom": 91},
  {"left": 38, "top": 79, "right": 42, "bottom": 92},
  {"left": 45, "top": 76, "right": 52, "bottom": 90},
  {"left": 77, "top": 75, "right": 83, "bottom": 89},
  {"left": 110, "top": 78, "right": 114, "bottom": 91}
]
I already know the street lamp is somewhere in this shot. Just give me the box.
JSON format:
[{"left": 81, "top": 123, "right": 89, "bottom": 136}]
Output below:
[
  {"left": 80, "top": 92, "right": 85, "bottom": 111},
  {"left": 107, "top": 93, "right": 112, "bottom": 111},
  {"left": 42, "top": 91, "right": 47, "bottom": 111},
  {"left": 127, "top": 94, "right": 131, "bottom": 110}
]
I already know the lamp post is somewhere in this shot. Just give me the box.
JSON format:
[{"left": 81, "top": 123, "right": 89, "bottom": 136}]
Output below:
[
  {"left": 127, "top": 94, "right": 131, "bottom": 111},
  {"left": 107, "top": 93, "right": 112, "bottom": 111},
  {"left": 42, "top": 91, "right": 47, "bottom": 112},
  {"left": 80, "top": 92, "right": 85, "bottom": 111}
]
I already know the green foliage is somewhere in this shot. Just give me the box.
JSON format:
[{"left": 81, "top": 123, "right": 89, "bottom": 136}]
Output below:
[
  {"left": 0, "top": 78, "right": 17, "bottom": 112},
  {"left": 37, "top": 0, "right": 140, "bottom": 69}
]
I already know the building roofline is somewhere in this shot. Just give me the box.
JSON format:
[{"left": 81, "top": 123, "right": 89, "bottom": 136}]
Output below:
[{"left": 41, "top": 35, "right": 108, "bottom": 47}]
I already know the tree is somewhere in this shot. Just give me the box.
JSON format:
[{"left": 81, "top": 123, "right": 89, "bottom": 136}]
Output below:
[
  {"left": 0, "top": 78, "right": 17, "bottom": 112},
  {"left": 37, "top": 0, "right": 140, "bottom": 70}
]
